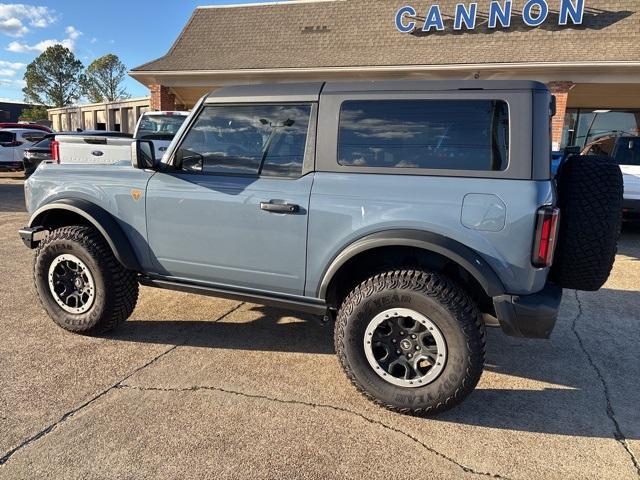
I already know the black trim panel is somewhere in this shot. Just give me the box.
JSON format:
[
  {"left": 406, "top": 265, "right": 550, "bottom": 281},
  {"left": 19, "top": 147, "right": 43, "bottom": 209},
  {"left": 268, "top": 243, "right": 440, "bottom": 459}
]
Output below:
[
  {"left": 623, "top": 198, "right": 640, "bottom": 214},
  {"left": 493, "top": 283, "right": 562, "bottom": 339},
  {"left": 318, "top": 229, "right": 506, "bottom": 299},
  {"left": 27, "top": 198, "right": 142, "bottom": 271},
  {"left": 140, "top": 276, "right": 328, "bottom": 315}
]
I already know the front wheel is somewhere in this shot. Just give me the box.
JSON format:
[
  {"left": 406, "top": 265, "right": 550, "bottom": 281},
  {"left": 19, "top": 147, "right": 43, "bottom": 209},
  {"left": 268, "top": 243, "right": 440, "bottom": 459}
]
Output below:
[
  {"left": 335, "top": 270, "right": 485, "bottom": 416},
  {"left": 33, "top": 225, "right": 139, "bottom": 335}
]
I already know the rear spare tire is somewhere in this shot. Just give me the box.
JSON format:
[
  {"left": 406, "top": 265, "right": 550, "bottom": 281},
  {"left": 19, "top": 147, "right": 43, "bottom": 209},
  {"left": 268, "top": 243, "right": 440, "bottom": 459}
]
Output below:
[{"left": 551, "top": 155, "right": 623, "bottom": 291}]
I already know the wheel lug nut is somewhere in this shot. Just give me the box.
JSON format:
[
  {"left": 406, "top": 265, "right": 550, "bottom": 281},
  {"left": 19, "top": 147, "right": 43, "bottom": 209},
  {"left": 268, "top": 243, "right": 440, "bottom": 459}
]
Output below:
[
  {"left": 415, "top": 345, "right": 420, "bottom": 350},
  {"left": 411, "top": 334, "right": 417, "bottom": 339},
  {"left": 396, "top": 350, "right": 401, "bottom": 355},
  {"left": 400, "top": 331, "right": 405, "bottom": 335},
  {"left": 392, "top": 339, "right": 397, "bottom": 343},
  {"left": 407, "top": 353, "right": 413, "bottom": 359}
]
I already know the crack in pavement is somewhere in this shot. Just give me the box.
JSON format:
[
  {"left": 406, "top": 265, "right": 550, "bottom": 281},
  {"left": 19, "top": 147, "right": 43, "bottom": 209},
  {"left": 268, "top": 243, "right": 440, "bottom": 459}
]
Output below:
[
  {"left": 572, "top": 290, "right": 640, "bottom": 477},
  {"left": 0, "top": 302, "right": 245, "bottom": 467},
  {"left": 117, "top": 383, "right": 510, "bottom": 479}
]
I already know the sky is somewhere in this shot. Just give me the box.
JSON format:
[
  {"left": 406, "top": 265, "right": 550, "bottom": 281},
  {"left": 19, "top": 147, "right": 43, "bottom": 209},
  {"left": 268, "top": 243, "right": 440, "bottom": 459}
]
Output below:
[{"left": 0, "top": 0, "right": 272, "bottom": 102}]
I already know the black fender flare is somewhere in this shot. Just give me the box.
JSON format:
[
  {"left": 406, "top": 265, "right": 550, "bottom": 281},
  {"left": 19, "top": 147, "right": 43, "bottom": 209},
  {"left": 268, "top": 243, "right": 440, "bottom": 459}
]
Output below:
[
  {"left": 28, "top": 198, "right": 141, "bottom": 272},
  {"left": 317, "top": 229, "right": 505, "bottom": 300}
]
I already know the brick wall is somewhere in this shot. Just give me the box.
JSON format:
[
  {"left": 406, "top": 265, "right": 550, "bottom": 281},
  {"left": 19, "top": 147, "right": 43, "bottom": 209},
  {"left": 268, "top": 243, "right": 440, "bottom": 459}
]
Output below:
[
  {"left": 547, "top": 81, "right": 575, "bottom": 150},
  {"left": 150, "top": 85, "right": 176, "bottom": 111}
]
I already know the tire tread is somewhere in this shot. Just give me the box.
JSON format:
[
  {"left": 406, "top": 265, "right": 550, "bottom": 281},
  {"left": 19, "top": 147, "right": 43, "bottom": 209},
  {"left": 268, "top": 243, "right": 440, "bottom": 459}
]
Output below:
[{"left": 335, "top": 269, "right": 485, "bottom": 416}]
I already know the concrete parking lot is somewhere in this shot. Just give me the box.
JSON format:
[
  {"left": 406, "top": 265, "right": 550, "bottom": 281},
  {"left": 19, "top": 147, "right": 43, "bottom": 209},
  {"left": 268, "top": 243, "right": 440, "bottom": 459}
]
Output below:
[{"left": 0, "top": 172, "right": 638, "bottom": 479}]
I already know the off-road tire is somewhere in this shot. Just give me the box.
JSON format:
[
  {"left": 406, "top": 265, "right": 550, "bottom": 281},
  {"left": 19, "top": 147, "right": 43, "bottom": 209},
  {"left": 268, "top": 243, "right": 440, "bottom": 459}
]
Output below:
[
  {"left": 34, "top": 225, "right": 139, "bottom": 334},
  {"left": 335, "top": 270, "right": 485, "bottom": 416},
  {"left": 551, "top": 155, "right": 623, "bottom": 291}
]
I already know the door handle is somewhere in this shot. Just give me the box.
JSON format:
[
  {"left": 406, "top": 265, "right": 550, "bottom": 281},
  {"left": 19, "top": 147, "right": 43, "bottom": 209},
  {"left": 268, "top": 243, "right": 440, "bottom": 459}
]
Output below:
[{"left": 260, "top": 201, "right": 299, "bottom": 214}]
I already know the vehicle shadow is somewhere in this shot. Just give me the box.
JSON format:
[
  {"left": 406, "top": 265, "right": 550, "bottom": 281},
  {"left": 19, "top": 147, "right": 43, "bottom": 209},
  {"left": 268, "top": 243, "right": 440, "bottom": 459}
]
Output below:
[
  {"left": 619, "top": 223, "right": 640, "bottom": 260},
  {"left": 113, "top": 289, "right": 639, "bottom": 440},
  {"left": 0, "top": 183, "right": 26, "bottom": 213}
]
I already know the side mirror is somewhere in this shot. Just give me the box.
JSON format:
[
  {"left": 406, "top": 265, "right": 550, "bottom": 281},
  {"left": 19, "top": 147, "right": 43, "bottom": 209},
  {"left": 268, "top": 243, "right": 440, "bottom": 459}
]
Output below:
[{"left": 131, "top": 139, "right": 155, "bottom": 169}]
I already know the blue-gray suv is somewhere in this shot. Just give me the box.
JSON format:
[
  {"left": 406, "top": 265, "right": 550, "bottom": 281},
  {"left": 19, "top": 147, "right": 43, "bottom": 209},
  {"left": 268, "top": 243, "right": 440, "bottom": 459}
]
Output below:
[{"left": 19, "top": 81, "right": 623, "bottom": 415}]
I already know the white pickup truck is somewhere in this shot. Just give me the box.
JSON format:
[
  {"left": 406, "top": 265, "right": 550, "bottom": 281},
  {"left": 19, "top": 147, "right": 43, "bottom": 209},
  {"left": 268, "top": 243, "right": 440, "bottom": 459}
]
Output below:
[
  {"left": 55, "top": 111, "right": 189, "bottom": 165},
  {"left": 581, "top": 135, "right": 640, "bottom": 219}
]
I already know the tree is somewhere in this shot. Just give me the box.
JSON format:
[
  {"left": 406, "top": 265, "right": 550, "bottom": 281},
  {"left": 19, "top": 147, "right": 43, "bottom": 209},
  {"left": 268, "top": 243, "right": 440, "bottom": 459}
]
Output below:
[
  {"left": 18, "top": 105, "right": 49, "bottom": 122},
  {"left": 81, "top": 54, "right": 129, "bottom": 103},
  {"left": 22, "top": 44, "right": 83, "bottom": 108}
]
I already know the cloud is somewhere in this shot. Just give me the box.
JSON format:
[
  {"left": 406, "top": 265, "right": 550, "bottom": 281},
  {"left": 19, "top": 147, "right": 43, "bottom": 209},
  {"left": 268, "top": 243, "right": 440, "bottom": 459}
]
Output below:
[
  {"left": 0, "top": 59, "right": 25, "bottom": 78},
  {"left": 0, "top": 17, "right": 27, "bottom": 36},
  {"left": 0, "top": 59, "right": 25, "bottom": 70},
  {"left": 0, "top": 77, "right": 26, "bottom": 88},
  {"left": 65, "top": 25, "right": 81, "bottom": 40},
  {"left": 0, "top": 3, "right": 55, "bottom": 37},
  {"left": 6, "top": 25, "right": 82, "bottom": 53}
]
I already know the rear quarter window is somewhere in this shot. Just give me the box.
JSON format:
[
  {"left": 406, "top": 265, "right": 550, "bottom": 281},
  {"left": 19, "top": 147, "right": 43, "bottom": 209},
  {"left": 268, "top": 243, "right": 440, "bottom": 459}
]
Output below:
[{"left": 337, "top": 100, "right": 509, "bottom": 171}]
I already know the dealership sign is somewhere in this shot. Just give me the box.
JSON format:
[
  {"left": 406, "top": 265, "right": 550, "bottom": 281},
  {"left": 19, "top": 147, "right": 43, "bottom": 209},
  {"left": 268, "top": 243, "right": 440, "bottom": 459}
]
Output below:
[{"left": 396, "top": 0, "right": 585, "bottom": 32}]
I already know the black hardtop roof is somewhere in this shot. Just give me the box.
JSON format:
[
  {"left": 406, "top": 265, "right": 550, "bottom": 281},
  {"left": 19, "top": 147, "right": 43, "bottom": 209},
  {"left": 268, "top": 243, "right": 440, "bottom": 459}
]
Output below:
[{"left": 205, "top": 80, "right": 548, "bottom": 103}]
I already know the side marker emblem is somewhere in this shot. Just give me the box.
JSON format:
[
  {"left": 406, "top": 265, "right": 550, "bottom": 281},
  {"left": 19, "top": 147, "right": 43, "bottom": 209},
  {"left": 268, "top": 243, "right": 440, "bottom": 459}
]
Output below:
[{"left": 131, "top": 189, "right": 142, "bottom": 201}]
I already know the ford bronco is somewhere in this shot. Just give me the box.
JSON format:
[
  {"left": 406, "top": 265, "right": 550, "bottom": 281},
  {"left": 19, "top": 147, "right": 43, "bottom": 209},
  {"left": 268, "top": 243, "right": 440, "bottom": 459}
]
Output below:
[{"left": 19, "top": 81, "right": 623, "bottom": 415}]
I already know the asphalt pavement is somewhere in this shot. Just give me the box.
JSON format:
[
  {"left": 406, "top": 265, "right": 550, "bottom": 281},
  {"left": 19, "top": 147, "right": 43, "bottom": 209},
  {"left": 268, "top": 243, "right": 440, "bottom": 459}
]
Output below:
[{"left": 0, "top": 173, "right": 638, "bottom": 479}]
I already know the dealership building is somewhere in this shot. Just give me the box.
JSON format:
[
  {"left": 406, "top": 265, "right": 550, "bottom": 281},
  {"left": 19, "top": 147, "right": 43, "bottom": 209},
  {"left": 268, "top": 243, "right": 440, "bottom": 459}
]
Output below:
[{"left": 129, "top": 0, "right": 640, "bottom": 150}]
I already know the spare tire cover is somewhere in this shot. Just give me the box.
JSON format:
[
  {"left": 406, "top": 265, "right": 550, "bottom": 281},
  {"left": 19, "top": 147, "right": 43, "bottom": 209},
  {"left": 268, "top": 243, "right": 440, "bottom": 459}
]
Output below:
[{"left": 551, "top": 155, "right": 623, "bottom": 291}]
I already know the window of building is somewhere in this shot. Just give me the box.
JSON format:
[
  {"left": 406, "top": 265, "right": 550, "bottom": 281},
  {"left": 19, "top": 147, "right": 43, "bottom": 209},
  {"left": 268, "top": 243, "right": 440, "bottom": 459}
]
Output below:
[
  {"left": 337, "top": 100, "right": 509, "bottom": 171},
  {"left": 561, "top": 108, "right": 640, "bottom": 151},
  {"left": 176, "top": 104, "right": 311, "bottom": 177}
]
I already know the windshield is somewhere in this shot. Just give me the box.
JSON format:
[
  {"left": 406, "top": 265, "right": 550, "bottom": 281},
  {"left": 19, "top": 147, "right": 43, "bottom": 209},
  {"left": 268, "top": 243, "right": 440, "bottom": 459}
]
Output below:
[{"left": 135, "top": 114, "right": 187, "bottom": 141}]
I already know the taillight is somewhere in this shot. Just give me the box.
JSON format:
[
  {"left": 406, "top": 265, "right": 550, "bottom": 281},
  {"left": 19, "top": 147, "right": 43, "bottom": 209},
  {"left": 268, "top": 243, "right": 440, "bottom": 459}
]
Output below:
[
  {"left": 51, "top": 140, "right": 60, "bottom": 163},
  {"left": 532, "top": 206, "right": 560, "bottom": 268}
]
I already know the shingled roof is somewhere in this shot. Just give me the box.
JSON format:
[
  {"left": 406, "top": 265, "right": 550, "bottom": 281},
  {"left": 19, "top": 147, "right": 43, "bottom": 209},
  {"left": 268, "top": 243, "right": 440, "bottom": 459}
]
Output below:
[{"left": 132, "top": 0, "right": 640, "bottom": 73}]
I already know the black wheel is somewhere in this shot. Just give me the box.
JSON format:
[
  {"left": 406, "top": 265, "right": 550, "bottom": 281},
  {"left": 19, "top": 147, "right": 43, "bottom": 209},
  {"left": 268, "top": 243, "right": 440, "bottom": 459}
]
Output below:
[
  {"left": 335, "top": 270, "right": 485, "bottom": 416},
  {"left": 33, "top": 225, "right": 139, "bottom": 334},
  {"left": 551, "top": 155, "right": 623, "bottom": 291}
]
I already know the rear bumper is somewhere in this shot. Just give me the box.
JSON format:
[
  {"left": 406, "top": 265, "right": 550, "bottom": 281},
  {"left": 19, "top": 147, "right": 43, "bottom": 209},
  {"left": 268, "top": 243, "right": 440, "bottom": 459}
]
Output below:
[
  {"left": 493, "top": 284, "right": 563, "bottom": 339},
  {"left": 623, "top": 198, "right": 640, "bottom": 215}
]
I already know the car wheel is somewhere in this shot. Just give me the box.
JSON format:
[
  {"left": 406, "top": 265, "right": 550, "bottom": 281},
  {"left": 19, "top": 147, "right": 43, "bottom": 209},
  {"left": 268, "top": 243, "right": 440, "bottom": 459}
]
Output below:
[
  {"left": 33, "top": 225, "right": 139, "bottom": 334},
  {"left": 551, "top": 155, "right": 624, "bottom": 291},
  {"left": 335, "top": 269, "right": 485, "bottom": 416}
]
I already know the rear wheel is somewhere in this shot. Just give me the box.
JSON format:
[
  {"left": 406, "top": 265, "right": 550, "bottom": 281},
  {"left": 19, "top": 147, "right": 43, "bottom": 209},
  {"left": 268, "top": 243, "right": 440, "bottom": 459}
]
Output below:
[
  {"left": 34, "top": 225, "right": 139, "bottom": 334},
  {"left": 335, "top": 270, "right": 485, "bottom": 416}
]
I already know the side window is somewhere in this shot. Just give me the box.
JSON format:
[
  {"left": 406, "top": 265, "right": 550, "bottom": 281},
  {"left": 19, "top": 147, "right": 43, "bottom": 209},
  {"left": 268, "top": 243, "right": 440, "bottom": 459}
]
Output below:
[
  {"left": 338, "top": 100, "right": 509, "bottom": 171},
  {"left": 176, "top": 104, "right": 311, "bottom": 177},
  {"left": 22, "top": 132, "right": 46, "bottom": 143},
  {"left": 0, "top": 131, "right": 15, "bottom": 144}
]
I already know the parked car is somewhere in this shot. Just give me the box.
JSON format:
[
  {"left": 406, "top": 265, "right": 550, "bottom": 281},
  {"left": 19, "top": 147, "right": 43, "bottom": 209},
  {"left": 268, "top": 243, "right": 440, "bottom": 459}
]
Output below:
[
  {"left": 18, "top": 81, "right": 623, "bottom": 415},
  {"left": 22, "top": 134, "right": 54, "bottom": 176},
  {"left": 0, "top": 122, "right": 52, "bottom": 133},
  {"left": 0, "top": 128, "right": 48, "bottom": 171},
  {"left": 581, "top": 135, "right": 640, "bottom": 219},
  {"left": 134, "top": 111, "right": 189, "bottom": 159}
]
